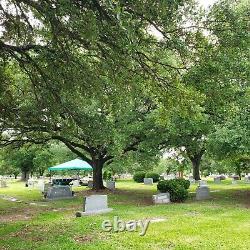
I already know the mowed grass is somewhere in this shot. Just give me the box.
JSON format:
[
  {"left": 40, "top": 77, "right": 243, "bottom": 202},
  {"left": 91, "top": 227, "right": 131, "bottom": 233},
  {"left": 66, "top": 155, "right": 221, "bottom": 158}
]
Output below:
[{"left": 0, "top": 179, "right": 249, "bottom": 250}]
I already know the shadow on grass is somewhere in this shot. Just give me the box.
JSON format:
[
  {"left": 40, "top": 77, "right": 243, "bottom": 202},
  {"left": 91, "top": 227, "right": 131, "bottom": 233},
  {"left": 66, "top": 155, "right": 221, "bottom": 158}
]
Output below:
[{"left": 77, "top": 186, "right": 250, "bottom": 209}]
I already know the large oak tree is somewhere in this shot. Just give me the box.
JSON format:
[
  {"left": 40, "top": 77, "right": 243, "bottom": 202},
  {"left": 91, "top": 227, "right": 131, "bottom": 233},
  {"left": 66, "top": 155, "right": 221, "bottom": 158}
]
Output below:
[{"left": 0, "top": 1, "right": 198, "bottom": 189}]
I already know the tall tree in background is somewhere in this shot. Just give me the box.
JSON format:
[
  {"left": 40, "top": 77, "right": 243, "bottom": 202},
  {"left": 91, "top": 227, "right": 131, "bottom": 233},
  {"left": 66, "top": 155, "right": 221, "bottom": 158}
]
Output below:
[
  {"left": 0, "top": 142, "right": 77, "bottom": 178},
  {"left": 160, "top": 0, "right": 249, "bottom": 180},
  {"left": 0, "top": 146, "right": 37, "bottom": 181}
]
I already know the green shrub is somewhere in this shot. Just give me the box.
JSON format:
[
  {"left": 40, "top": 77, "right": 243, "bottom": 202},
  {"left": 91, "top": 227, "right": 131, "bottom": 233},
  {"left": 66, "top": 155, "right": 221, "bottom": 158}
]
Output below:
[
  {"left": 173, "top": 178, "right": 190, "bottom": 189},
  {"left": 170, "top": 185, "right": 188, "bottom": 202},
  {"left": 145, "top": 172, "right": 160, "bottom": 182},
  {"left": 133, "top": 172, "right": 146, "bottom": 183},
  {"left": 157, "top": 179, "right": 189, "bottom": 202},
  {"left": 103, "top": 170, "right": 112, "bottom": 180},
  {"left": 157, "top": 179, "right": 181, "bottom": 193}
]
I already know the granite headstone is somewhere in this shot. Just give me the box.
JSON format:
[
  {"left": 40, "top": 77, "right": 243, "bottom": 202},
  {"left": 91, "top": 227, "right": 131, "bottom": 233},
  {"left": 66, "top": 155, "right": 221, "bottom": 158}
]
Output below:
[
  {"left": 106, "top": 180, "right": 115, "bottom": 190},
  {"left": 87, "top": 180, "right": 93, "bottom": 188},
  {"left": 214, "top": 177, "right": 221, "bottom": 184},
  {"left": 46, "top": 186, "right": 73, "bottom": 199},
  {"left": 76, "top": 195, "right": 113, "bottom": 216},
  {"left": 144, "top": 178, "right": 153, "bottom": 185},
  {"left": 152, "top": 193, "right": 170, "bottom": 204},
  {"left": 196, "top": 186, "right": 210, "bottom": 200}
]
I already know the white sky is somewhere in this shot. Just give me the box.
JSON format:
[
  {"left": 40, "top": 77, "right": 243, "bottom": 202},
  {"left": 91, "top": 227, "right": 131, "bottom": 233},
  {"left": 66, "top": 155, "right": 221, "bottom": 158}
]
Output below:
[
  {"left": 0, "top": 0, "right": 218, "bottom": 37},
  {"left": 198, "top": 0, "right": 218, "bottom": 9}
]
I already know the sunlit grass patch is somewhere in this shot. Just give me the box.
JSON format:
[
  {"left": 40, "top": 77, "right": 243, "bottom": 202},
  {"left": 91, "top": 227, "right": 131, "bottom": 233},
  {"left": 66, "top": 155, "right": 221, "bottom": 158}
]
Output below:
[{"left": 0, "top": 179, "right": 249, "bottom": 249}]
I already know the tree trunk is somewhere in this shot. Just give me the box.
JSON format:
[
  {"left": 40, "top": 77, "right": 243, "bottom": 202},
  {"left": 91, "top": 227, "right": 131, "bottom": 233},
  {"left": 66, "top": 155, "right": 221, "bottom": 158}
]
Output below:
[
  {"left": 39, "top": 168, "right": 45, "bottom": 177},
  {"left": 21, "top": 171, "right": 29, "bottom": 181},
  {"left": 92, "top": 159, "right": 105, "bottom": 190},
  {"left": 236, "top": 165, "right": 242, "bottom": 180},
  {"left": 179, "top": 171, "right": 183, "bottom": 178},
  {"left": 190, "top": 154, "right": 202, "bottom": 181}
]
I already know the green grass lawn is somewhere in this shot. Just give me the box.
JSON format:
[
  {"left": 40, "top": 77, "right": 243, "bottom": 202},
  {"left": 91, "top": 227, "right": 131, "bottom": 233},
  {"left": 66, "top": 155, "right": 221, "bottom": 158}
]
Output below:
[{"left": 0, "top": 179, "right": 249, "bottom": 250}]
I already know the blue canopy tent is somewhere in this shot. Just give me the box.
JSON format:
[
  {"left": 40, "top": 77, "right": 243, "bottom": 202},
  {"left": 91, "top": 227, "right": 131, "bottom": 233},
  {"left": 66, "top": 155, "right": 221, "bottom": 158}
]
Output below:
[{"left": 48, "top": 159, "right": 92, "bottom": 185}]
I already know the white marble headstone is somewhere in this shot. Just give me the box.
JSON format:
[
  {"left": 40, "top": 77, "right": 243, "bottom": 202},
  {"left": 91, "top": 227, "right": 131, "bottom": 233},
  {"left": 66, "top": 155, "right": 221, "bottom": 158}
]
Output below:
[
  {"left": 38, "top": 180, "right": 45, "bottom": 192},
  {"left": 245, "top": 176, "right": 250, "bottom": 183},
  {"left": 214, "top": 177, "right": 221, "bottom": 184},
  {"left": 153, "top": 193, "right": 170, "bottom": 204},
  {"left": 106, "top": 180, "right": 115, "bottom": 190},
  {"left": 144, "top": 178, "right": 153, "bottom": 185},
  {"left": 232, "top": 179, "right": 237, "bottom": 185},
  {"left": 27, "top": 179, "right": 35, "bottom": 189},
  {"left": 0, "top": 179, "right": 7, "bottom": 188},
  {"left": 71, "top": 180, "right": 80, "bottom": 187},
  {"left": 189, "top": 177, "right": 195, "bottom": 184},
  {"left": 164, "top": 174, "right": 176, "bottom": 180}
]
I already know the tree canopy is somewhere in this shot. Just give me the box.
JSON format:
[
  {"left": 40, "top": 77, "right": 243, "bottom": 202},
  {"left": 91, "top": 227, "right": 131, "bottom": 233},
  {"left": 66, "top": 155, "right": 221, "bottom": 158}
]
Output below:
[{"left": 0, "top": 0, "right": 249, "bottom": 188}]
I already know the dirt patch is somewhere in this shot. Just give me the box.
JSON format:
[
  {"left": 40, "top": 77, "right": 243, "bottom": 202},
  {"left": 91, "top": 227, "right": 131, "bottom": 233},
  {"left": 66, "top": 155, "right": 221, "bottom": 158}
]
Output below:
[
  {"left": 0, "top": 207, "right": 37, "bottom": 223},
  {"left": 73, "top": 235, "right": 93, "bottom": 244},
  {"left": 0, "top": 213, "right": 32, "bottom": 223},
  {"left": 233, "top": 190, "right": 250, "bottom": 208},
  {"left": 8, "top": 225, "right": 44, "bottom": 242},
  {"left": 0, "top": 204, "right": 59, "bottom": 223},
  {"left": 0, "top": 195, "right": 23, "bottom": 203},
  {"left": 185, "top": 211, "right": 200, "bottom": 217}
]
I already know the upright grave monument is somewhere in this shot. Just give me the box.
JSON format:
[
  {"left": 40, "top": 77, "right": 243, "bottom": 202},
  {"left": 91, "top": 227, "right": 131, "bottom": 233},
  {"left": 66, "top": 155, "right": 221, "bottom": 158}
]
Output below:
[
  {"left": 214, "top": 177, "right": 221, "bottom": 184},
  {"left": 76, "top": 195, "right": 113, "bottom": 216},
  {"left": 144, "top": 178, "right": 153, "bottom": 185},
  {"left": 106, "top": 180, "right": 115, "bottom": 190},
  {"left": 196, "top": 181, "right": 210, "bottom": 200},
  {"left": 152, "top": 193, "right": 170, "bottom": 204},
  {"left": 45, "top": 186, "right": 73, "bottom": 200}
]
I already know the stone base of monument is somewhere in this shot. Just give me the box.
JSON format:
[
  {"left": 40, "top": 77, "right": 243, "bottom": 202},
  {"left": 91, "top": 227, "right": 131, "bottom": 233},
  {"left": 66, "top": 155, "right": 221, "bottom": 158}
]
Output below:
[
  {"left": 76, "top": 208, "right": 113, "bottom": 217},
  {"left": 106, "top": 180, "right": 115, "bottom": 190},
  {"left": 152, "top": 193, "right": 170, "bottom": 204},
  {"left": 76, "top": 195, "right": 113, "bottom": 216},
  {"left": 196, "top": 186, "right": 210, "bottom": 200},
  {"left": 45, "top": 186, "right": 73, "bottom": 200}
]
